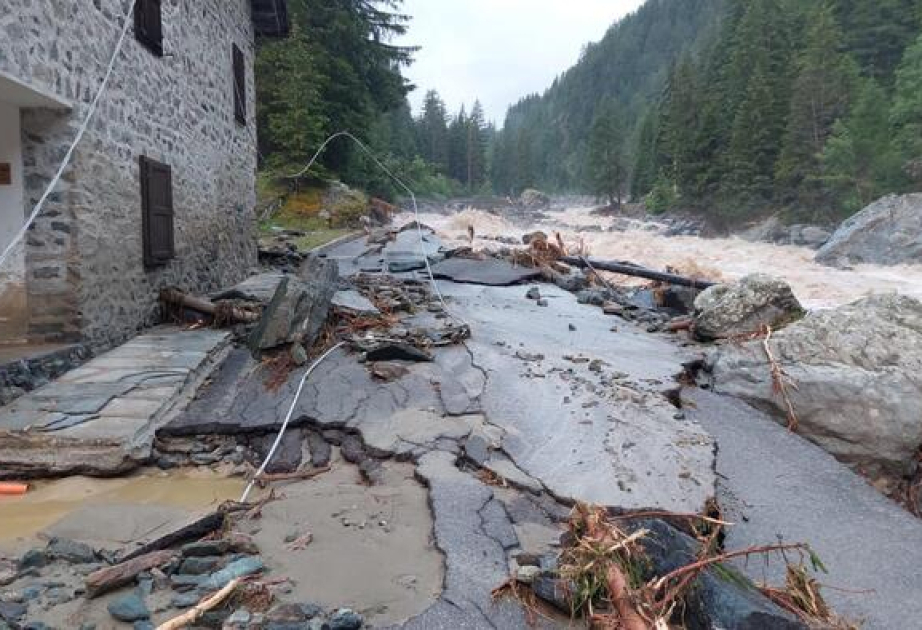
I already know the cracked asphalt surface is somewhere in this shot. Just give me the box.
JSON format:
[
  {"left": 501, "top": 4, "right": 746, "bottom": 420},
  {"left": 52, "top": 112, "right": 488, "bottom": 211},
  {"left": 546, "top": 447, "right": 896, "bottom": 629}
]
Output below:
[{"left": 163, "top": 232, "right": 922, "bottom": 628}]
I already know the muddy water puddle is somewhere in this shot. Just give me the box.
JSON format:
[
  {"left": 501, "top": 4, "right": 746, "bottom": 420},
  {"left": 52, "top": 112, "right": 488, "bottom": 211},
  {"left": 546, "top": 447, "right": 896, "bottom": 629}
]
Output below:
[{"left": 0, "top": 469, "right": 244, "bottom": 549}]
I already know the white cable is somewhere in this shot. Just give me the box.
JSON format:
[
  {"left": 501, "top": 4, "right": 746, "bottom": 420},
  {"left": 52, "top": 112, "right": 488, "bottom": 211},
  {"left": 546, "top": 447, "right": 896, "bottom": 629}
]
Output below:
[
  {"left": 0, "top": 0, "right": 138, "bottom": 269},
  {"left": 240, "top": 340, "right": 346, "bottom": 503},
  {"left": 285, "top": 131, "right": 470, "bottom": 329}
]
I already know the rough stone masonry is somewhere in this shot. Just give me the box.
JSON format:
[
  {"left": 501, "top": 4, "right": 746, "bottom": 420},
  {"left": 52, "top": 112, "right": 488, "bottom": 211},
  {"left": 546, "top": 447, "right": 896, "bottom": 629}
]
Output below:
[{"left": 0, "top": 0, "right": 260, "bottom": 346}]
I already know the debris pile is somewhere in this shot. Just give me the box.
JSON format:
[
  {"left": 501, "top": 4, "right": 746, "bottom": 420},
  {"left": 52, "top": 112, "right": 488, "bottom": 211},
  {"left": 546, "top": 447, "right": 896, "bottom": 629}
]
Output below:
[{"left": 498, "top": 503, "right": 853, "bottom": 630}]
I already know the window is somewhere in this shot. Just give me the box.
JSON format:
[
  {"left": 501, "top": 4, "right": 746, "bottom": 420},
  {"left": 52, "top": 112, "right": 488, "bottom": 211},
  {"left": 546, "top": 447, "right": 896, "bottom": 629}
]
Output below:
[
  {"left": 135, "top": 0, "right": 163, "bottom": 56},
  {"left": 140, "top": 156, "right": 174, "bottom": 268},
  {"left": 233, "top": 44, "right": 246, "bottom": 125}
]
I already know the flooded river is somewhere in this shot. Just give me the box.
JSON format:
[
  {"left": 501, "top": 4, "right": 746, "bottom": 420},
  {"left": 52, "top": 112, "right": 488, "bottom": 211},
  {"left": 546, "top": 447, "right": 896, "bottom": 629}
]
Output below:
[{"left": 406, "top": 206, "right": 922, "bottom": 310}]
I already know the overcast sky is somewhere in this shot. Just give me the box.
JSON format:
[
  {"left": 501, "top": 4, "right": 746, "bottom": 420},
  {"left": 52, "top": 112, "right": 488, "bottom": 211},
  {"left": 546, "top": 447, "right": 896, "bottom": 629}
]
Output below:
[{"left": 396, "top": 0, "right": 646, "bottom": 124}]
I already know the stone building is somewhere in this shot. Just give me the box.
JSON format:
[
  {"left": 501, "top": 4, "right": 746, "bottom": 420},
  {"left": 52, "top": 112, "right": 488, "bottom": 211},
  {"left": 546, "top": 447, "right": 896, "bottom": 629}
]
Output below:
[{"left": 0, "top": 0, "right": 288, "bottom": 351}]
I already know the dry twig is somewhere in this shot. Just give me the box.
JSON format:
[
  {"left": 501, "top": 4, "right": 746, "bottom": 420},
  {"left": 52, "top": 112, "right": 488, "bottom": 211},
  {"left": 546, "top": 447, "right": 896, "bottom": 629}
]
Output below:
[{"left": 761, "top": 325, "right": 800, "bottom": 431}]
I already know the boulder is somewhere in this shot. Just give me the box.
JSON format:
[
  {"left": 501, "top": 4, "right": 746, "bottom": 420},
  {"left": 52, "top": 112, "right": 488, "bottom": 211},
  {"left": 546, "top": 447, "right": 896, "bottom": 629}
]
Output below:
[
  {"left": 704, "top": 294, "right": 922, "bottom": 484},
  {"left": 247, "top": 258, "right": 338, "bottom": 354},
  {"left": 816, "top": 194, "right": 922, "bottom": 267},
  {"left": 520, "top": 189, "right": 551, "bottom": 210},
  {"left": 692, "top": 274, "right": 804, "bottom": 341}
]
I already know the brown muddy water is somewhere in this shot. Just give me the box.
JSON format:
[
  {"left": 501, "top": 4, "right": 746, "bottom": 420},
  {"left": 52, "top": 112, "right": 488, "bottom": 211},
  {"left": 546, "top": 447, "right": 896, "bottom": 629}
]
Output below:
[
  {"left": 405, "top": 207, "right": 922, "bottom": 310},
  {"left": 0, "top": 469, "right": 245, "bottom": 551}
]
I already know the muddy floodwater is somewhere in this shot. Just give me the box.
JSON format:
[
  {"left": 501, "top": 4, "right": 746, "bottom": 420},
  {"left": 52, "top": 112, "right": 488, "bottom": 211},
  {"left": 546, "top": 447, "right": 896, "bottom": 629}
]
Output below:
[
  {"left": 0, "top": 469, "right": 245, "bottom": 552},
  {"left": 406, "top": 207, "right": 922, "bottom": 310}
]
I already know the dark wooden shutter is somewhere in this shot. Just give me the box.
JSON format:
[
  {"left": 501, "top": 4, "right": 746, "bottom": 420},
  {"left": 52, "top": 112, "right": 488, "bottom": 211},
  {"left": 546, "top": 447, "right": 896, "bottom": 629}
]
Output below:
[
  {"left": 140, "top": 156, "right": 174, "bottom": 268},
  {"left": 135, "top": 0, "right": 163, "bottom": 56},
  {"left": 233, "top": 44, "right": 246, "bottom": 125}
]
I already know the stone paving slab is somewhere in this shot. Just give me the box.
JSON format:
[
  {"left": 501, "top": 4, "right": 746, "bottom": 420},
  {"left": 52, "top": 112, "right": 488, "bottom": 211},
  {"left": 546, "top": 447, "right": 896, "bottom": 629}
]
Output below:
[{"left": 0, "top": 327, "right": 231, "bottom": 478}]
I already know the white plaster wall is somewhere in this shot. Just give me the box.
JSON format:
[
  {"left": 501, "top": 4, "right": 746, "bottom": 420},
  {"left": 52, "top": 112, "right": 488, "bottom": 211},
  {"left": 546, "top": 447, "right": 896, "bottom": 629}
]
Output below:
[{"left": 0, "top": 101, "right": 24, "bottom": 253}]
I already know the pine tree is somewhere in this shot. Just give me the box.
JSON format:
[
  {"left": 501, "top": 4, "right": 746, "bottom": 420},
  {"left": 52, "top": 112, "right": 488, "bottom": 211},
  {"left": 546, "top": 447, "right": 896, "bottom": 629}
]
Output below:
[
  {"left": 466, "top": 101, "right": 489, "bottom": 190},
  {"left": 418, "top": 90, "right": 449, "bottom": 173},
  {"left": 630, "top": 109, "right": 659, "bottom": 200},
  {"left": 776, "top": 2, "right": 857, "bottom": 208},
  {"left": 892, "top": 34, "right": 922, "bottom": 184},
  {"left": 447, "top": 106, "right": 468, "bottom": 183},
  {"left": 722, "top": 0, "right": 795, "bottom": 208},
  {"left": 822, "top": 79, "right": 900, "bottom": 214},
  {"left": 587, "top": 102, "right": 628, "bottom": 207}
]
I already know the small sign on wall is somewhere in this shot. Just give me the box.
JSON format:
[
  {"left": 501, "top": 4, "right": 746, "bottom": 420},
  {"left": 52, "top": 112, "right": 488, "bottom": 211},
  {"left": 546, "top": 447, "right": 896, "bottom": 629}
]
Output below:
[{"left": 0, "top": 163, "right": 11, "bottom": 186}]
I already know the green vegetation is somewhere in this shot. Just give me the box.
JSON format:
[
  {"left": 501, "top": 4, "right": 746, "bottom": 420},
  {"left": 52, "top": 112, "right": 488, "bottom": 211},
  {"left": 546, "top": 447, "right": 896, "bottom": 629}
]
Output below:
[{"left": 488, "top": 0, "right": 922, "bottom": 224}]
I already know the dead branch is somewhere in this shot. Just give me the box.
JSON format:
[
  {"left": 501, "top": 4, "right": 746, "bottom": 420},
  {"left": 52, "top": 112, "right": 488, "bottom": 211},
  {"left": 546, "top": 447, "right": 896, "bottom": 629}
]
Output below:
[
  {"left": 255, "top": 465, "right": 332, "bottom": 484},
  {"left": 156, "top": 577, "right": 242, "bottom": 630},
  {"left": 651, "top": 543, "right": 808, "bottom": 594},
  {"left": 85, "top": 550, "right": 179, "bottom": 598},
  {"left": 761, "top": 326, "right": 800, "bottom": 432},
  {"left": 160, "top": 288, "right": 260, "bottom": 324}
]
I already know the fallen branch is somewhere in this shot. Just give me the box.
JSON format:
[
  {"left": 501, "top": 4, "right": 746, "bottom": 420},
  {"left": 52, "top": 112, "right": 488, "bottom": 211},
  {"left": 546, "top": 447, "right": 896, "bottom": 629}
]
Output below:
[
  {"left": 561, "top": 257, "right": 717, "bottom": 289},
  {"left": 160, "top": 288, "right": 260, "bottom": 324},
  {"left": 255, "top": 465, "right": 332, "bottom": 484},
  {"left": 762, "top": 325, "right": 800, "bottom": 432},
  {"left": 156, "top": 577, "right": 241, "bottom": 630},
  {"left": 651, "top": 543, "right": 809, "bottom": 594},
  {"left": 85, "top": 550, "right": 179, "bottom": 598},
  {"left": 118, "top": 510, "right": 227, "bottom": 563}
]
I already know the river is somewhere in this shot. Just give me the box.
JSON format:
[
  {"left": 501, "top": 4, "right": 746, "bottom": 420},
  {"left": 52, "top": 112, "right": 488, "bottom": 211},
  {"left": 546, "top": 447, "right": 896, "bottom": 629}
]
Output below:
[{"left": 402, "top": 206, "right": 922, "bottom": 310}]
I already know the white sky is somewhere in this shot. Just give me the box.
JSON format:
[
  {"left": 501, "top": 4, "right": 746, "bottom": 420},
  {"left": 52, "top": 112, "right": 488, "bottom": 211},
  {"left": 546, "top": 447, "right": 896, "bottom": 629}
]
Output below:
[{"left": 396, "top": 0, "right": 646, "bottom": 124}]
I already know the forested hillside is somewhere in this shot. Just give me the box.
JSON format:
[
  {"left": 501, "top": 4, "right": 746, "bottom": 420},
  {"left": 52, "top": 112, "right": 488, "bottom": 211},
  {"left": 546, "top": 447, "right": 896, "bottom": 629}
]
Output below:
[
  {"left": 490, "top": 0, "right": 726, "bottom": 195},
  {"left": 254, "top": 0, "right": 492, "bottom": 200},
  {"left": 493, "top": 0, "right": 922, "bottom": 224}
]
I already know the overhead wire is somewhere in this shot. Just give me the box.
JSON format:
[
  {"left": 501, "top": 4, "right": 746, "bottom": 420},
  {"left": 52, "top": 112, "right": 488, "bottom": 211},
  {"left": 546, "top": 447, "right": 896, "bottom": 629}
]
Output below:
[{"left": 240, "top": 131, "right": 472, "bottom": 501}]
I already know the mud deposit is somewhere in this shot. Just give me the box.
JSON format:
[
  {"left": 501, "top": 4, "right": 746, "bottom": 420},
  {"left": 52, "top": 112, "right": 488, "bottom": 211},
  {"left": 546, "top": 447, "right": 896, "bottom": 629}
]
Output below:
[{"left": 238, "top": 457, "right": 442, "bottom": 626}]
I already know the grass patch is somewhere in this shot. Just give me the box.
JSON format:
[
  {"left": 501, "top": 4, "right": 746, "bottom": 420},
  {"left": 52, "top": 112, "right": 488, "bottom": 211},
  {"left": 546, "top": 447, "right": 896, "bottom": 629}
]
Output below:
[{"left": 294, "top": 229, "right": 353, "bottom": 251}]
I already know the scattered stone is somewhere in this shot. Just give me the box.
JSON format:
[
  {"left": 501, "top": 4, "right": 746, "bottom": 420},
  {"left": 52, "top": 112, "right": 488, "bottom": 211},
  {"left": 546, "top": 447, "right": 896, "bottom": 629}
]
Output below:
[
  {"left": 182, "top": 540, "right": 229, "bottom": 558},
  {"left": 290, "top": 343, "right": 309, "bottom": 367},
  {"left": 329, "top": 608, "right": 364, "bottom": 630},
  {"left": 816, "top": 193, "right": 922, "bottom": 267},
  {"left": 107, "top": 592, "right": 150, "bottom": 622},
  {"left": 0, "top": 602, "right": 26, "bottom": 623},
  {"left": 225, "top": 609, "right": 252, "bottom": 627},
  {"left": 359, "top": 459, "right": 386, "bottom": 486},
  {"left": 133, "top": 622, "right": 154, "bottom": 630},
  {"left": 340, "top": 434, "right": 366, "bottom": 464},
  {"left": 602, "top": 301, "right": 623, "bottom": 316},
  {"left": 536, "top": 299, "right": 549, "bottom": 307},
  {"left": 19, "top": 549, "right": 47, "bottom": 570},
  {"left": 532, "top": 576, "right": 571, "bottom": 612},
  {"left": 568, "top": 323, "right": 577, "bottom": 332},
  {"left": 332, "top": 290, "right": 380, "bottom": 317},
  {"left": 0, "top": 561, "right": 15, "bottom": 588},
  {"left": 202, "top": 557, "right": 264, "bottom": 590},
  {"left": 588, "top": 359, "right": 605, "bottom": 373},
  {"left": 693, "top": 274, "right": 804, "bottom": 341},
  {"left": 178, "top": 556, "right": 223, "bottom": 575},
  {"left": 171, "top": 591, "right": 202, "bottom": 609},
  {"left": 369, "top": 362, "right": 410, "bottom": 382},
  {"left": 525, "top": 287, "right": 541, "bottom": 300},
  {"left": 515, "top": 565, "right": 541, "bottom": 585}
]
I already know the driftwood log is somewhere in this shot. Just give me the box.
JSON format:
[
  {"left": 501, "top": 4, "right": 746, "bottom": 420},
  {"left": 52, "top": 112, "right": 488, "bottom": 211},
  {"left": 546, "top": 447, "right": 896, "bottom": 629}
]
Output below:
[
  {"left": 118, "top": 510, "right": 227, "bottom": 563},
  {"left": 561, "top": 256, "right": 717, "bottom": 289},
  {"left": 160, "top": 288, "right": 260, "bottom": 324},
  {"left": 85, "top": 550, "right": 179, "bottom": 598}
]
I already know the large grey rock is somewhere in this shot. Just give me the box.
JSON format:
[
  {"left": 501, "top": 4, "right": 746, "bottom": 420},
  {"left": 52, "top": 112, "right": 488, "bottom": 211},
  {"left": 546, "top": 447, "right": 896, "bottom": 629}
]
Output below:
[
  {"left": 816, "top": 194, "right": 922, "bottom": 267},
  {"left": 693, "top": 274, "right": 804, "bottom": 340},
  {"left": 248, "top": 258, "right": 338, "bottom": 354},
  {"left": 705, "top": 293, "right": 922, "bottom": 483}
]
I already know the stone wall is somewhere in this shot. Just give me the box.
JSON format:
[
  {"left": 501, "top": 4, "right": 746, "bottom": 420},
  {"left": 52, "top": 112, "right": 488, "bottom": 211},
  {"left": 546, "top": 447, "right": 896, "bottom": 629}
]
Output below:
[{"left": 0, "top": 0, "right": 258, "bottom": 347}]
